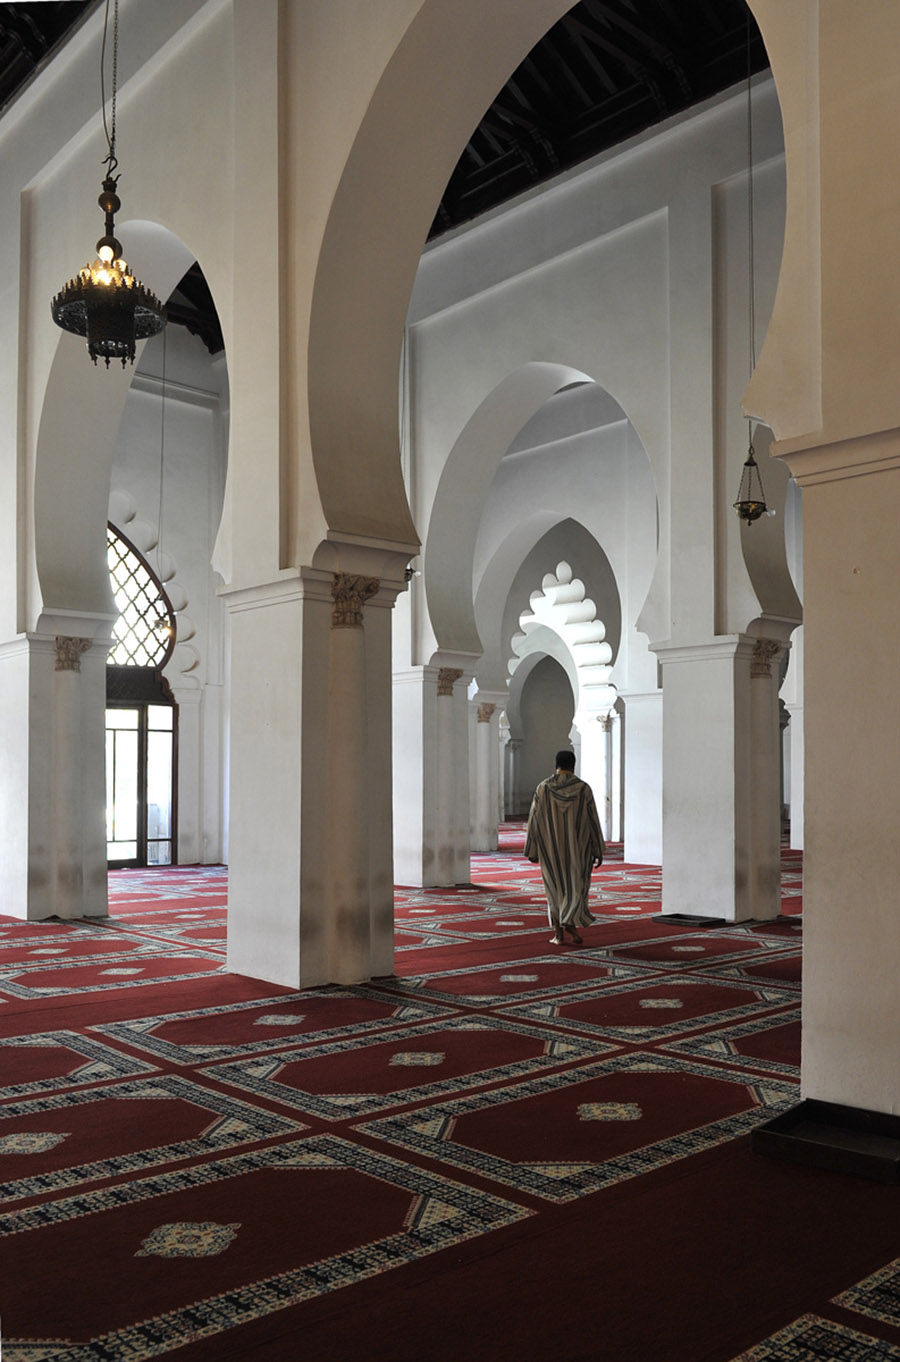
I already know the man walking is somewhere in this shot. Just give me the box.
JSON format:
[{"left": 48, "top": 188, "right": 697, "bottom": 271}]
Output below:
[{"left": 525, "top": 749, "right": 605, "bottom": 945}]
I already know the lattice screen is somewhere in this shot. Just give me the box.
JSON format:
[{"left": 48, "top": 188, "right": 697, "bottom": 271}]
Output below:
[{"left": 107, "top": 528, "right": 174, "bottom": 668}]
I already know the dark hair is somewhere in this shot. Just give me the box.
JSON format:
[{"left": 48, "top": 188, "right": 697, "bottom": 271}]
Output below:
[{"left": 555, "top": 749, "right": 576, "bottom": 771}]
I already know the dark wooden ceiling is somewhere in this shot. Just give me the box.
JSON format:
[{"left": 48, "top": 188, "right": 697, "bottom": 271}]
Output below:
[
  {"left": 1, "top": 0, "right": 766, "bottom": 340},
  {"left": 431, "top": 0, "right": 766, "bottom": 237}
]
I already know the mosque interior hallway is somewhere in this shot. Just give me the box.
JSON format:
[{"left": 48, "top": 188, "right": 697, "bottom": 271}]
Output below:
[{"left": 2, "top": 829, "right": 900, "bottom": 1361}]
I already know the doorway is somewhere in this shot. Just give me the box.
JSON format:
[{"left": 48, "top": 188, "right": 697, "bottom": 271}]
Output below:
[
  {"left": 106, "top": 701, "right": 176, "bottom": 867},
  {"left": 106, "top": 524, "right": 178, "bottom": 867}
]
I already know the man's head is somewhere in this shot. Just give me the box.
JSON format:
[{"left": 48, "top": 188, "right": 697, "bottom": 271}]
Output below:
[{"left": 555, "top": 750, "right": 576, "bottom": 772}]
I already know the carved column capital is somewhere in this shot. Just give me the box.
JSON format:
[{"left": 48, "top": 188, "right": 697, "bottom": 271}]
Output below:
[
  {"left": 437, "top": 667, "right": 463, "bottom": 697},
  {"left": 476, "top": 702, "right": 496, "bottom": 724},
  {"left": 598, "top": 714, "right": 613, "bottom": 731},
  {"left": 751, "top": 639, "right": 782, "bottom": 678},
  {"left": 331, "top": 573, "right": 379, "bottom": 628},
  {"left": 54, "top": 636, "right": 92, "bottom": 672}
]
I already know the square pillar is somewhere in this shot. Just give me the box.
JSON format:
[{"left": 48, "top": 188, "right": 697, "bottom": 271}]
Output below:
[
  {"left": 0, "top": 622, "right": 112, "bottom": 920},
  {"left": 622, "top": 691, "right": 663, "bottom": 864},
  {"left": 470, "top": 690, "right": 504, "bottom": 852},
  {"left": 391, "top": 654, "right": 477, "bottom": 886},
  {"left": 224, "top": 560, "right": 404, "bottom": 988},
  {"left": 793, "top": 446, "right": 900, "bottom": 1113},
  {"left": 655, "top": 636, "right": 784, "bottom": 922}
]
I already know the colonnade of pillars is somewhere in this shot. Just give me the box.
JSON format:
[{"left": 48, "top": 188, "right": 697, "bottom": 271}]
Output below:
[{"left": 3, "top": 578, "right": 792, "bottom": 963}]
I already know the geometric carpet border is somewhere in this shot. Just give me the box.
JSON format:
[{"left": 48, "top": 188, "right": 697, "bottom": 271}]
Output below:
[
  {"left": 360, "top": 1051, "right": 798, "bottom": 1203},
  {"left": 834, "top": 1257, "right": 900, "bottom": 1330},
  {"left": 370, "top": 957, "right": 640, "bottom": 1007},
  {"left": 200, "top": 1015, "right": 615, "bottom": 1120},
  {"left": 0, "top": 1032, "right": 158, "bottom": 1101},
  {"left": 726, "top": 1313, "right": 900, "bottom": 1360},
  {"left": 93, "top": 989, "right": 455, "bottom": 1064},
  {"left": 1, "top": 1134, "right": 532, "bottom": 1361},
  {"left": 502, "top": 976, "right": 794, "bottom": 1041},
  {"left": 113, "top": 922, "right": 226, "bottom": 949},
  {"left": 595, "top": 933, "right": 798, "bottom": 971},
  {"left": 0, "top": 952, "right": 225, "bottom": 1000},
  {"left": 686, "top": 955, "right": 802, "bottom": 992},
  {"left": 661, "top": 1007, "right": 802, "bottom": 1075},
  {"left": 0, "top": 1075, "right": 303, "bottom": 1203}
]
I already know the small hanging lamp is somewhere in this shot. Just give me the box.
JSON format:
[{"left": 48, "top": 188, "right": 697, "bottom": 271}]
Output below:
[
  {"left": 51, "top": 0, "right": 165, "bottom": 367},
  {"left": 733, "top": 14, "right": 769, "bottom": 525},
  {"left": 733, "top": 441, "right": 768, "bottom": 524}
]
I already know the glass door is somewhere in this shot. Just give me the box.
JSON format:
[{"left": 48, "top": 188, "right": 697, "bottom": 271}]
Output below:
[{"left": 106, "top": 703, "right": 176, "bottom": 867}]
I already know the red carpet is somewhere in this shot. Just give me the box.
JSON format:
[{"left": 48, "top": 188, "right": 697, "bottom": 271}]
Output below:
[{"left": 1, "top": 832, "right": 899, "bottom": 1361}]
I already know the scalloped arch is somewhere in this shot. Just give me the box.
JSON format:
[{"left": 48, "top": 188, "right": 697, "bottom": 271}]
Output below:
[{"left": 509, "top": 561, "right": 617, "bottom": 719}]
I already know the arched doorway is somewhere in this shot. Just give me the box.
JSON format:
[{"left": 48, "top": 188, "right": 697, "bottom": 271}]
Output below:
[{"left": 105, "top": 525, "right": 177, "bottom": 867}]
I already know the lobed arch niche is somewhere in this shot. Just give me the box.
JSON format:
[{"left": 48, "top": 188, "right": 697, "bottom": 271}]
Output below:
[{"left": 506, "top": 560, "right": 619, "bottom": 833}]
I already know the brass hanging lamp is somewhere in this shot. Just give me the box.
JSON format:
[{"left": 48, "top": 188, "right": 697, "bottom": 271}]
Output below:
[{"left": 51, "top": 0, "right": 165, "bottom": 367}]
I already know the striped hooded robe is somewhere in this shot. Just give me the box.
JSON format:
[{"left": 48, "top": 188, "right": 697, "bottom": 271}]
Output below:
[{"left": 524, "top": 770, "right": 605, "bottom": 928}]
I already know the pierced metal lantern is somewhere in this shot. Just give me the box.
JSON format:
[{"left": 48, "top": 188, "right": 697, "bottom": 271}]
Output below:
[
  {"left": 733, "top": 443, "right": 768, "bottom": 524},
  {"left": 51, "top": 176, "right": 165, "bottom": 367}
]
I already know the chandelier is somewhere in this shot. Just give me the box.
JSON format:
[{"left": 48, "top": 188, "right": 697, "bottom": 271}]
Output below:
[{"left": 50, "top": 0, "right": 165, "bottom": 367}]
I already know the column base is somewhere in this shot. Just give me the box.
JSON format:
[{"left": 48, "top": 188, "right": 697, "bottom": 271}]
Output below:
[
  {"left": 651, "top": 912, "right": 724, "bottom": 926},
  {"left": 752, "top": 1099, "right": 900, "bottom": 1183}
]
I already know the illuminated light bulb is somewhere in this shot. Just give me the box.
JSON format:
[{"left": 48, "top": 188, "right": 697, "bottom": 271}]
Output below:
[{"left": 98, "top": 243, "right": 114, "bottom": 263}]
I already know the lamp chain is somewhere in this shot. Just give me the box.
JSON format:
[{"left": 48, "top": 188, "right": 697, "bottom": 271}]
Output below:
[
  {"left": 746, "top": 12, "right": 756, "bottom": 379},
  {"left": 100, "top": 0, "right": 119, "bottom": 178}
]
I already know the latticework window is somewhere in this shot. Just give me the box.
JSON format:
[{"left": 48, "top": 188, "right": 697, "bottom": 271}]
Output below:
[{"left": 107, "top": 527, "right": 175, "bottom": 668}]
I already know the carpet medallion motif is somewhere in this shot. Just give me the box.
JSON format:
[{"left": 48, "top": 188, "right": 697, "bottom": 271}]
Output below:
[
  {"left": 360, "top": 1052, "right": 798, "bottom": 1203},
  {"left": 136, "top": 1221, "right": 242, "bottom": 1258},
  {"left": 1, "top": 1136, "right": 530, "bottom": 1359},
  {"left": 200, "top": 1014, "right": 609, "bottom": 1120},
  {"left": 2, "top": 837, "right": 896, "bottom": 1362},
  {"left": 0, "top": 1075, "right": 302, "bottom": 1202}
]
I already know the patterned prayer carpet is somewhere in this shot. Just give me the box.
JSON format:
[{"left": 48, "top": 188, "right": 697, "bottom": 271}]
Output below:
[{"left": 1, "top": 830, "right": 900, "bottom": 1361}]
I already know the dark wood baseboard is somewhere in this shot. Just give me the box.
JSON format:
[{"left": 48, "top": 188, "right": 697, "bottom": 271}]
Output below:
[
  {"left": 752, "top": 1099, "right": 900, "bottom": 1183},
  {"left": 651, "top": 913, "right": 724, "bottom": 926}
]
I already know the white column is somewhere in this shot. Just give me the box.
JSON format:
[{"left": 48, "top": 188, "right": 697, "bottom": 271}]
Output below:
[
  {"left": 0, "top": 620, "right": 112, "bottom": 921},
  {"left": 747, "top": 639, "right": 786, "bottom": 919},
  {"left": 505, "top": 737, "right": 522, "bottom": 818},
  {"left": 434, "top": 666, "right": 470, "bottom": 884},
  {"left": 783, "top": 624, "right": 804, "bottom": 850},
  {"left": 169, "top": 686, "right": 201, "bottom": 865},
  {"left": 577, "top": 711, "right": 612, "bottom": 839},
  {"left": 392, "top": 666, "right": 437, "bottom": 886},
  {"left": 621, "top": 691, "right": 662, "bottom": 865},
  {"left": 654, "top": 637, "right": 783, "bottom": 923},
  {"left": 327, "top": 573, "right": 380, "bottom": 983},
  {"left": 471, "top": 698, "right": 500, "bottom": 852},
  {"left": 498, "top": 710, "right": 510, "bottom": 824},
  {"left": 609, "top": 708, "right": 623, "bottom": 842},
  {"left": 789, "top": 447, "right": 900, "bottom": 1113},
  {"left": 224, "top": 557, "right": 404, "bottom": 988}
]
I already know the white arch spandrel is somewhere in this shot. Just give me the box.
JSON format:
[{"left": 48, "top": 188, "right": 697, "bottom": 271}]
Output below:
[
  {"left": 424, "top": 361, "right": 592, "bottom": 657},
  {"left": 302, "top": 0, "right": 583, "bottom": 559}
]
